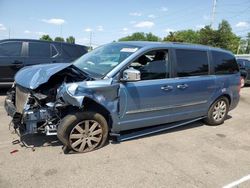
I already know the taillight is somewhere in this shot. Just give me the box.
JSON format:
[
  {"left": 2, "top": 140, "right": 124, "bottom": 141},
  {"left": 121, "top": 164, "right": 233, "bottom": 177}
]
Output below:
[{"left": 238, "top": 77, "right": 242, "bottom": 93}]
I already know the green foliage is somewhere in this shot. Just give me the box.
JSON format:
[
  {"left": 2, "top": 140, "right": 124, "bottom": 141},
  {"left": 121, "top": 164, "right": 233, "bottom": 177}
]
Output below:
[
  {"left": 163, "top": 30, "right": 199, "bottom": 43},
  {"left": 54, "top": 37, "right": 65, "bottom": 42},
  {"left": 39, "top": 35, "right": 53, "bottom": 41},
  {"left": 66, "top": 36, "right": 75, "bottom": 44},
  {"left": 216, "top": 20, "right": 240, "bottom": 53},
  {"left": 163, "top": 20, "right": 241, "bottom": 53},
  {"left": 119, "top": 32, "right": 160, "bottom": 42},
  {"left": 246, "top": 32, "right": 250, "bottom": 54},
  {"left": 145, "top": 32, "right": 161, "bottom": 41},
  {"left": 199, "top": 26, "right": 218, "bottom": 46}
]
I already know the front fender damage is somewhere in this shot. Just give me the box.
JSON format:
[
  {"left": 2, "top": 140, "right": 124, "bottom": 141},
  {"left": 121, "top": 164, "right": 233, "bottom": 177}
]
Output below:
[{"left": 57, "top": 79, "right": 120, "bottom": 114}]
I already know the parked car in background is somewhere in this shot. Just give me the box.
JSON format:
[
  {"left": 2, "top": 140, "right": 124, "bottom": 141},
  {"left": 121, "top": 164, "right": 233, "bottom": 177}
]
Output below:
[
  {"left": 0, "top": 39, "right": 88, "bottom": 85},
  {"left": 235, "top": 54, "right": 250, "bottom": 61},
  {"left": 5, "top": 42, "right": 240, "bottom": 153},
  {"left": 237, "top": 58, "right": 250, "bottom": 87}
]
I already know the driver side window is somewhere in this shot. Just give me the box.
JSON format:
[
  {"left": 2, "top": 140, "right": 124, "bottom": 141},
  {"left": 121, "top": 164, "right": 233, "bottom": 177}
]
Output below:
[{"left": 130, "top": 49, "right": 169, "bottom": 80}]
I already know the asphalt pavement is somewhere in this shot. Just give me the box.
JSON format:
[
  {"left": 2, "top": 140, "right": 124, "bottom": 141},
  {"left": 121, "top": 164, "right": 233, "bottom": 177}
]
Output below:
[{"left": 0, "top": 87, "right": 250, "bottom": 188}]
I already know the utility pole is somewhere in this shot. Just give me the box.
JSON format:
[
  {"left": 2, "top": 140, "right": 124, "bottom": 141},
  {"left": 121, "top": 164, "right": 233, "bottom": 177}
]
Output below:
[
  {"left": 210, "top": 0, "right": 217, "bottom": 28},
  {"left": 8, "top": 27, "right": 10, "bottom": 39},
  {"left": 89, "top": 31, "right": 93, "bottom": 50}
]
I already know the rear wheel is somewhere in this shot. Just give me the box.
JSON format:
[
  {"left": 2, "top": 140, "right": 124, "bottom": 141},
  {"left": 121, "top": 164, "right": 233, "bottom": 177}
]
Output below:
[
  {"left": 204, "top": 97, "right": 229, "bottom": 126},
  {"left": 57, "top": 111, "right": 109, "bottom": 153}
]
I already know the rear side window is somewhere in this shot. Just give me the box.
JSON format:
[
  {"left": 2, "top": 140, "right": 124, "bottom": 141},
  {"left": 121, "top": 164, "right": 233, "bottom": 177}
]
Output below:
[
  {"left": 29, "top": 42, "right": 50, "bottom": 57},
  {"left": 176, "top": 49, "right": 209, "bottom": 77},
  {"left": 0, "top": 41, "right": 22, "bottom": 57},
  {"left": 62, "top": 45, "right": 86, "bottom": 58},
  {"left": 51, "top": 45, "right": 58, "bottom": 57},
  {"left": 237, "top": 59, "right": 245, "bottom": 68},
  {"left": 212, "top": 51, "right": 239, "bottom": 74},
  {"left": 246, "top": 60, "right": 250, "bottom": 69}
]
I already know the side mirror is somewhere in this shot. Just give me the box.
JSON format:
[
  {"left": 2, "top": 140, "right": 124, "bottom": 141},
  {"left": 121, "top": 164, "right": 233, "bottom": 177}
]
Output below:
[{"left": 122, "top": 67, "right": 141, "bottom": 82}]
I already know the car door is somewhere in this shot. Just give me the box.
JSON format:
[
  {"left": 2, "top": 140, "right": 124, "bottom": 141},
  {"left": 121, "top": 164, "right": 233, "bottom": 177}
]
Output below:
[
  {"left": 169, "top": 49, "right": 216, "bottom": 122},
  {"left": 0, "top": 41, "right": 25, "bottom": 82},
  {"left": 118, "top": 49, "right": 179, "bottom": 131},
  {"left": 25, "top": 42, "right": 52, "bottom": 66},
  {"left": 245, "top": 60, "right": 250, "bottom": 81}
]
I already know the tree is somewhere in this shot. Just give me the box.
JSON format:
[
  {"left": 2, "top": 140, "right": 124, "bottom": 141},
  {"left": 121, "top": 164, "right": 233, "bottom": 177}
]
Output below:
[
  {"left": 40, "top": 35, "right": 53, "bottom": 41},
  {"left": 118, "top": 32, "right": 160, "bottom": 41},
  {"left": 66, "top": 36, "right": 75, "bottom": 44},
  {"left": 145, "top": 32, "right": 161, "bottom": 41},
  {"left": 54, "top": 37, "right": 65, "bottom": 42},
  {"left": 163, "top": 32, "right": 179, "bottom": 42},
  {"left": 245, "top": 32, "right": 250, "bottom": 54},
  {"left": 119, "top": 32, "right": 146, "bottom": 41},
  {"left": 199, "top": 26, "right": 218, "bottom": 46},
  {"left": 216, "top": 20, "right": 240, "bottom": 53},
  {"left": 163, "top": 20, "right": 241, "bottom": 53},
  {"left": 163, "top": 30, "right": 199, "bottom": 43}
]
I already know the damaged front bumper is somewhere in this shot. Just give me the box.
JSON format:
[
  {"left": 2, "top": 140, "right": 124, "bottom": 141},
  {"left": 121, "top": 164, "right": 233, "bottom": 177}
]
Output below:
[{"left": 4, "top": 88, "right": 58, "bottom": 136}]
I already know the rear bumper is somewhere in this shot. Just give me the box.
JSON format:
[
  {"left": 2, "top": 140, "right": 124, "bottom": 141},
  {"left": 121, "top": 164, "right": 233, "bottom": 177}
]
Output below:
[{"left": 245, "top": 79, "right": 250, "bottom": 84}]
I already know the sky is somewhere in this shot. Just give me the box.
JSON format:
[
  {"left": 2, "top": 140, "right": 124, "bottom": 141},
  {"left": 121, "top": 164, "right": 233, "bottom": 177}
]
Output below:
[{"left": 0, "top": 0, "right": 249, "bottom": 46}]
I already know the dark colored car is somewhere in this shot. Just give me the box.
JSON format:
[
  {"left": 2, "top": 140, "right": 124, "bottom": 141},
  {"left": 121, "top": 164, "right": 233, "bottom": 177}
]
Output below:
[
  {"left": 0, "top": 39, "right": 88, "bottom": 85},
  {"left": 237, "top": 58, "right": 250, "bottom": 87},
  {"left": 5, "top": 42, "right": 240, "bottom": 153}
]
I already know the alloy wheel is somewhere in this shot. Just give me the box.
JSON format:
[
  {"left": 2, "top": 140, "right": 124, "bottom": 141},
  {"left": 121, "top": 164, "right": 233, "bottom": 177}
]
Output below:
[
  {"left": 212, "top": 100, "right": 227, "bottom": 122},
  {"left": 69, "top": 120, "right": 103, "bottom": 152}
]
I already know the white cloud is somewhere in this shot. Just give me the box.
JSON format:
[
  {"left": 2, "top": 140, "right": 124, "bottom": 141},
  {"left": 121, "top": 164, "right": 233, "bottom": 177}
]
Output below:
[
  {"left": 203, "top": 15, "right": 210, "bottom": 20},
  {"left": 122, "top": 27, "right": 128, "bottom": 31},
  {"left": 84, "top": 28, "right": 93, "bottom": 32},
  {"left": 129, "top": 12, "right": 142, "bottom": 16},
  {"left": 164, "top": 28, "right": 175, "bottom": 33},
  {"left": 97, "top": 25, "right": 104, "bottom": 31},
  {"left": 134, "top": 21, "right": 154, "bottom": 28},
  {"left": 235, "top": 21, "right": 249, "bottom": 28},
  {"left": 24, "top": 30, "right": 31, "bottom": 34},
  {"left": 35, "top": 31, "right": 48, "bottom": 36},
  {"left": 160, "top": 7, "right": 168, "bottom": 12},
  {"left": 148, "top": 14, "right": 156, "bottom": 19},
  {"left": 122, "top": 27, "right": 130, "bottom": 35},
  {"left": 42, "top": 18, "right": 65, "bottom": 25},
  {"left": 76, "top": 37, "right": 89, "bottom": 45},
  {"left": 195, "top": 24, "right": 205, "bottom": 29},
  {"left": 0, "top": 24, "right": 6, "bottom": 31}
]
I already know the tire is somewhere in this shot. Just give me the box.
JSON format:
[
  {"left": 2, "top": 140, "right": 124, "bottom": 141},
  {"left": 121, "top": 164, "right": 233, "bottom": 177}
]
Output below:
[
  {"left": 240, "top": 76, "right": 245, "bottom": 88},
  {"left": 204, "top": 97, "right": 229, "bottom": 126},
  {"left": 57, "top": 111, "right": 109, "bottom": 153}
]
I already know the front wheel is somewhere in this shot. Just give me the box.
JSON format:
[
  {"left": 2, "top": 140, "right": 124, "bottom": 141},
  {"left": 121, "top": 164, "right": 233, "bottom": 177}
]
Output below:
[
  {"left": 57, "top": 111, "right": 109, "bottom": 153},
  {"left": 204, "top": 97, "right": 229, "bottom": 126}
]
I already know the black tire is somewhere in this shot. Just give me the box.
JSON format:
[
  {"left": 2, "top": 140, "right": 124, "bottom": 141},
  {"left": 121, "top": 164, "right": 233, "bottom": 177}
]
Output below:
[
  {"left": 57, "top": 111, "right": 109, "bottom": 153},
  {"left": 204, "top": 97, "right": 229, "bottom": 126}
]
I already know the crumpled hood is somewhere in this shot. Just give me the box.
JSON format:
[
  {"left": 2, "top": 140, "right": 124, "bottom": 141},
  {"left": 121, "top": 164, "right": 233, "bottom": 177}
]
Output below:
[{"left": 15, "top": 63, "right": 71, "bottom": 89}]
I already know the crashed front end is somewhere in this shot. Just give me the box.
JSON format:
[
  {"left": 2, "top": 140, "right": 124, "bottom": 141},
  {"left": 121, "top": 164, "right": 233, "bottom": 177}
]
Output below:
[
  {"left": 5, "top": 83, "right": 60, "bottom": 136},
  {"left": 4, "top": 64, "right": 93, "bottom": 137}
]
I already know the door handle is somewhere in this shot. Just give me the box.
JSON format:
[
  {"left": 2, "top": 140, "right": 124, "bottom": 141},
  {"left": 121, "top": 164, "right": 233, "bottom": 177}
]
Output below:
[
  {"left": 177, "top": 84, "right": 188, "bottom": 89},
  {"left": 13, "top": 61, "right": 24, "bottom": 68},
  {"left": 13, "top": 61, "right": 23, "bottom": 65},
  {"left": 161, "top": 85, "right": 173, "bottom": 91}
]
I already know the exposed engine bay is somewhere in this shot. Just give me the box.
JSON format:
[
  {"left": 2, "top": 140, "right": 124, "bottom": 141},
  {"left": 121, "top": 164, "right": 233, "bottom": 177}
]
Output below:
[{"left": 6, "top": 65, "right": 91, "bottom": 136}]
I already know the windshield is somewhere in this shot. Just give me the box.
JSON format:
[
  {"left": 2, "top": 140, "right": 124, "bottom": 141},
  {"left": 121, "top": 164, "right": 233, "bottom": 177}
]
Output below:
[{"left": 73, "top": 43, "right": 140, "bottom": 78}]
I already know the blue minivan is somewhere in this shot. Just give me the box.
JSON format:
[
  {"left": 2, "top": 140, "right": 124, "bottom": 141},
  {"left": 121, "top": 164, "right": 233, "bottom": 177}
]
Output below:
[{"left": 5, "top": 42, "right": 240, "bottom": 153}]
